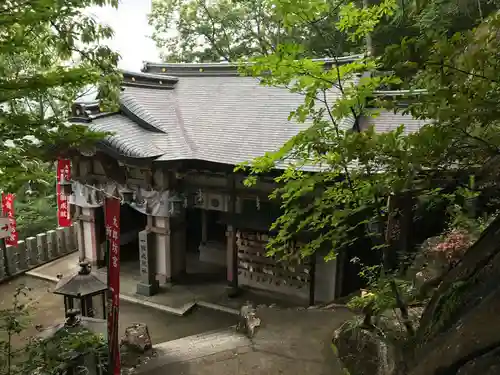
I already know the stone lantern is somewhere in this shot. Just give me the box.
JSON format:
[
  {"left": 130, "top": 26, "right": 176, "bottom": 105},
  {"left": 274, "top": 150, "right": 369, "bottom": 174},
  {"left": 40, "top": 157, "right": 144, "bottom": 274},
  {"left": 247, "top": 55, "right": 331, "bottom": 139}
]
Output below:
[
  {"left": 37, "top": 309, "right": 107, "bottom": 375},
  {"left": 54, "top": 261, "right": 108, "bottom": 319},
  {"left": 168, "top": 192, "right": 184, "bottom": 217}
]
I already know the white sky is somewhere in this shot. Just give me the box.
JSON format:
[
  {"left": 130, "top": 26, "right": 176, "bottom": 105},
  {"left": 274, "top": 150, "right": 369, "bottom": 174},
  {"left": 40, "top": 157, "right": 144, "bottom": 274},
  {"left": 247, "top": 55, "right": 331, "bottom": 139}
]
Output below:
[{"left": 88, "top": 0, "right": 160, "bottom": 72}]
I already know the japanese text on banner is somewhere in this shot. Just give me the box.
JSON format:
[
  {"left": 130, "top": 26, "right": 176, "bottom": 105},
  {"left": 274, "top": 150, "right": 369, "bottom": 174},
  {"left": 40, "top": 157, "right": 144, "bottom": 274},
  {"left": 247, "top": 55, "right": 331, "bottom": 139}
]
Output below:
[
  {"left": 105, "top": 197, "right": 120, "bottom": 375},
  {"left": 56, "top": 159, "right": 72, "bottom": 227},
  {"left": 1, "top": 193, "right": 18, "bottom": 246}
]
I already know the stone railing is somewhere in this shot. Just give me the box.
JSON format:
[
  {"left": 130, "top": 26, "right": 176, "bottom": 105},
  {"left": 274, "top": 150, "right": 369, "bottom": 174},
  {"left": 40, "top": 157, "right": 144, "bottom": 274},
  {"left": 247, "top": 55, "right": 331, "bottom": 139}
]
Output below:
[{"left": 0, "top": 223, "right": 78, "bottom": 280}]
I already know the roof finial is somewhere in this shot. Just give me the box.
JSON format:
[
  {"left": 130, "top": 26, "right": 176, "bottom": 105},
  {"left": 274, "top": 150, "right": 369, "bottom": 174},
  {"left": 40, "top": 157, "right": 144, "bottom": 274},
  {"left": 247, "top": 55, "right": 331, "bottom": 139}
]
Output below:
[{"left": 78, "top": 261, "right": 91, "bottom": 275}]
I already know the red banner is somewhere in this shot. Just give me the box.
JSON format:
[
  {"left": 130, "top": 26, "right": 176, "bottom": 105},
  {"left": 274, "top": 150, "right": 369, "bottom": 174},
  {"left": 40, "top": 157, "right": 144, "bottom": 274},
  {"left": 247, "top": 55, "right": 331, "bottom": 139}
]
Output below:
[
  {"left": 105, "top": 197, "right": 120, "bottom": 375},
  {"left": 56, "top": 159, "right": 72, "bottom": 227},
  {"left": 2, "top": 193, "right": 18, "bottom": 247}
]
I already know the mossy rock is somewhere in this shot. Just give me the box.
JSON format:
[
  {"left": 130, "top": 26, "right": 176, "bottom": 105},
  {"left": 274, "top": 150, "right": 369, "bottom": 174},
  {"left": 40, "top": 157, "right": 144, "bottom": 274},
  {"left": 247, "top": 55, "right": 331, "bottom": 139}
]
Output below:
[{"left": 332, "top": 323, "right": 396, "bottom": 375}]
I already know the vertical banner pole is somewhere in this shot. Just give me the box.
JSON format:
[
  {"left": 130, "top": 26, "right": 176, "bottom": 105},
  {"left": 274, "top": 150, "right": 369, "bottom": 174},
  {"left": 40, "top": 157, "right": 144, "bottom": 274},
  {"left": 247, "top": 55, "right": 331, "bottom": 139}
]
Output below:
[
  {"left": 105, "top": 197, "right": 121, "bottom": 375},
  {"left": 1, "top": 193, "right": 8, "bottom": 276},
  {"left": 2, "top": 193, "right": 17, "bottom": 248},
  {"left": 56, "top": 159, "right": 72, "bottom": 227}
]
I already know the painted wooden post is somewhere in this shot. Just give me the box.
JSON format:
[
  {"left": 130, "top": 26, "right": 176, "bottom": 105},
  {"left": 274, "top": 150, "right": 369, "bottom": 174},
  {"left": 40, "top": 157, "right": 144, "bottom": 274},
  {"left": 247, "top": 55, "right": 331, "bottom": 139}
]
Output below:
[
  {"left": 37, "top": 233, "right": 48, "bottom": 262},
  {"left": 17, "top": 240, "right": 28, "bottom": 271},
  {"left": 26, "top": 237, "right": 38, "bottom": 266},
  {"left": 5, "top": 245, "right": 16, "bottom": 275},
  {"left": 56, "top": 227, "right": 66, "bottom": 256},
  {"left": 46, "top": 230, "right": 57, "bottom": 259}
]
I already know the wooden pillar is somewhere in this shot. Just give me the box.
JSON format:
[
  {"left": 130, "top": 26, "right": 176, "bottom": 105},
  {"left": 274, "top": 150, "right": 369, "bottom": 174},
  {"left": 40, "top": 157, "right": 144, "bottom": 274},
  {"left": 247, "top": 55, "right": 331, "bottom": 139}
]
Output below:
[
  {"left": 170, "top": 215, "right": 187, "bottom": 281},
  {"left": 75, "top": 206, "right": 85, "bottom": 262},
  {"left": 154, "top": 215, "right": 186, "bottom": 284},
  {"left": 226, "top": 175, "right": 239, "bottom": 296},
  {"left": 201, "top": 210, "right": 208, "bottom": 244},
  {"left": 76, "top": 207, "right": 101, "bottom": 267}
]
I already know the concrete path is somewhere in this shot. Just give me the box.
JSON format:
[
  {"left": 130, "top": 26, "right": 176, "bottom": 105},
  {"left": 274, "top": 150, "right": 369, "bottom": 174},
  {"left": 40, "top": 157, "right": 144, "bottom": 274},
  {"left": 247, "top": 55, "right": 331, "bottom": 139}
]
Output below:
[
  {"left": 136, "top": 306, "right": 352, "bottom": 375},
  {"left": 26, "top": 253, "right": 310, "bottom": 316},
  {"left": 26, "top": 253, "right": 237, "bottom": 316}
]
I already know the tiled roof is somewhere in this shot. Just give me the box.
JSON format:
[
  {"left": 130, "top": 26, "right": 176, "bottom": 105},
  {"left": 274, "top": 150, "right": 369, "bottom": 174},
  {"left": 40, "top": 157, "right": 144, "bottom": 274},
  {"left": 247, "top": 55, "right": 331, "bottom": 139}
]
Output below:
[
  {"left": 71, "top": 60, "right": 429, "bottom": 168},
  {"left": 360, "top": 112, "right": 428, "bottom": 135},
  {"left": 86, "top": 74, "right": 350, "bottom": 165}
]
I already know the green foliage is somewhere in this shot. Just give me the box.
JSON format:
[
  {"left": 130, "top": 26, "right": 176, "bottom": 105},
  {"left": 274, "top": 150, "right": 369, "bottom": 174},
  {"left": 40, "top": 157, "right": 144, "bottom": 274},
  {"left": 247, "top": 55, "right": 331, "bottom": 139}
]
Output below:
[
  {"left": 0, "top": 286, "right": 107, "bottom": 375},
  {"left": 16, "top": 195, "right": 57, "bottom": 240},
  {"left": 148, "top": 0, "right": 362, "bottom": 62},
  {"left": 231, "top": 0, "right": 500, "bottom": 346},
  {"left": 233, "top": 0, "right": 500, "bottom": 267},
  {"left": 348, "top": 276, "right": 415, "bottom": 315},
  {"left": 0, "top": 0, "right": 122, "bottom": 193}
]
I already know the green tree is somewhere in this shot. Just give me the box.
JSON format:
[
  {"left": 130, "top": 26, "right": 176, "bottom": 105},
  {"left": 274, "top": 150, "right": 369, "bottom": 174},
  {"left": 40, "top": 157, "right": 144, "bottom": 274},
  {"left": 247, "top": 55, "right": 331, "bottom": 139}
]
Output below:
[
  {"left": 232, "top": 0, "right": 500, "bottom": 372},
  {"left": 0, "top": 0, "right": 122, "bottom": 194},
  {"left": 0, "top": 286, "right": 107, "bottom": 375},
  {"left": 378, "top": 0, "right": 500, "bottom": 80},
  {"left": 148, "top": 0, "right": 362, "bottom": 62}
]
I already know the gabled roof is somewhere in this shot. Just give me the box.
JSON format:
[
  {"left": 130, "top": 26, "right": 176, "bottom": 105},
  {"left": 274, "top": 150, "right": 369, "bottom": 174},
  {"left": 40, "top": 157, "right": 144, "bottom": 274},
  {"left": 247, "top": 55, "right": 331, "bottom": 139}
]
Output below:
[{"left": 69, "top": 57, "right": 428, "bottom": 169}]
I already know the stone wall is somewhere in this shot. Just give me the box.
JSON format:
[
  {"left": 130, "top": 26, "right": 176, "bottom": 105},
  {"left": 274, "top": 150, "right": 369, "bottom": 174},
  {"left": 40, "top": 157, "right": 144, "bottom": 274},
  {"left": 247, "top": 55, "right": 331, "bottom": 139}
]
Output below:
[{"left": 0, "top": 223, "right": 78, "bottom": 280}]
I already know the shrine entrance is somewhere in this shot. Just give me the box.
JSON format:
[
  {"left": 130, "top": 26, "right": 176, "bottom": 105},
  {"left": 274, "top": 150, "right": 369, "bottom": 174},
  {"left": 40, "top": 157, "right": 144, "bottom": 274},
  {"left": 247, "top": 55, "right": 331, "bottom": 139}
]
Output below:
[
  {"left": 98, "top": 204, "right": 147, "bottom": 272},
  {"left": 184, "top": 208, "right": 227, "bottom": 284}
]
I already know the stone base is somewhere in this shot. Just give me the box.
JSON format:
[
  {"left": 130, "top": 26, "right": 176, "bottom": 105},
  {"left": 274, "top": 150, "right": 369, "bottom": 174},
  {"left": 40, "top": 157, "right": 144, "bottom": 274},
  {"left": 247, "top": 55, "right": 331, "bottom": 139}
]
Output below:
[{"left": 136, "top": 281, "right": 159, "bottom": 297}]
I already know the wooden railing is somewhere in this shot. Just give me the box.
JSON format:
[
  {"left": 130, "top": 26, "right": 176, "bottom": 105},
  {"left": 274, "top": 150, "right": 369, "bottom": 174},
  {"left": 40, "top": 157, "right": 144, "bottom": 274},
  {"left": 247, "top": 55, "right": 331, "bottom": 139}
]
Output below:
[{"left": 0, "top": 223, "right": 78, "bottom": 280}]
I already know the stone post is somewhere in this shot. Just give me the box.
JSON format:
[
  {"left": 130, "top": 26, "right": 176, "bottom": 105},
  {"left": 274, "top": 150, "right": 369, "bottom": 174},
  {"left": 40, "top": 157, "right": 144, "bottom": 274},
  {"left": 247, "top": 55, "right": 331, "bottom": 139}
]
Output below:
[
  {"left": 16, "top": 240, "right": 28, "bottom": 271},
  {"left": 63, "top": 226, "right": 74, "bottom": 253},
  {"left": 37, "top": 233, "right": 48, "bottom": 262},
  {"left": 46, "top": 230, "right": 57, "bottom": 259},
  {"left": 0, "top": 250, "right": 5, "bottom": 279},
  {"left": 5, "top": 245, "right": 17, "bottom": 275},
  {"left": 26, "top": 237, "right": 38, "bottom": 266},
  {"left": 56, "top": 227, "right": 66, "bottom": 256},
  {"left": 136, "top": 230, "right": 159, "bottom": 296}
]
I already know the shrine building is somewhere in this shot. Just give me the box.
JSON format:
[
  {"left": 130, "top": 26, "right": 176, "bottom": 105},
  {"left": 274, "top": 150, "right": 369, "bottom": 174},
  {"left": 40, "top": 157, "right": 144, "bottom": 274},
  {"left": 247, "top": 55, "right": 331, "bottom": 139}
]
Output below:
[{"left": 67, "top": 57, "right": 426, "bottom": 304}]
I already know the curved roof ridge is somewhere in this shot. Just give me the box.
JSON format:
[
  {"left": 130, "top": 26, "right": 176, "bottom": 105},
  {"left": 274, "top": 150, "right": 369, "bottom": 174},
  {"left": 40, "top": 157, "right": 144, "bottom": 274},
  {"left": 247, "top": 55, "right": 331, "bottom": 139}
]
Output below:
[
  {"left": 88, "top": 114, "right": 170, "bottom": 159},
  {"left": 119, "top": 89, "right": 167, "bottom": 134},
  {"left": 122, "top": 70, "right": 178, "bottom": 89},
  {"left": 142, "top": 54, "right": 365, "bottom": 77},
  {"left": 119, "top": 86, "right": 196, "bottom": 161}
]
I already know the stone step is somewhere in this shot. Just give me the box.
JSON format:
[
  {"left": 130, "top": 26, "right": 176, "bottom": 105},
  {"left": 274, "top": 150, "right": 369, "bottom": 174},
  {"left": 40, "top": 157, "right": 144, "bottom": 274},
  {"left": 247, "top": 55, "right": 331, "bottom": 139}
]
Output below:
[{"left": 137, "top": 328, "right": 250, "bottom": 372}]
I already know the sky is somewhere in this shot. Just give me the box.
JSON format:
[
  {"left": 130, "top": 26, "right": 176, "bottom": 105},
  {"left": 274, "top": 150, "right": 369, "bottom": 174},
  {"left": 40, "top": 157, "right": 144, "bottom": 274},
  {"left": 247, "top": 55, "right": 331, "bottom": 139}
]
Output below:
[{"left": 87, "top": 0, "right": 160, "bottom": 72}]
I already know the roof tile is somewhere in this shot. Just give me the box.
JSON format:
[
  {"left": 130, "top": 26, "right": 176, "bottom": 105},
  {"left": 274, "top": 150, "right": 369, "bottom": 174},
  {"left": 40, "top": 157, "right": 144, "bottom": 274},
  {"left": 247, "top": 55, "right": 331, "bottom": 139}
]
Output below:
[{"left": 81, "top": 71, "right": 428, "bottom": 167}]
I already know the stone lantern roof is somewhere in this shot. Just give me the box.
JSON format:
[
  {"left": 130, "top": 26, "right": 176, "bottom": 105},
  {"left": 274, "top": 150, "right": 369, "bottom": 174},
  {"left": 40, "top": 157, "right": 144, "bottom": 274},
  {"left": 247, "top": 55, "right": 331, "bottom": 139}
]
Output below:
[{"left": 53, "top": 261, "right": 107, "bottom": 297}]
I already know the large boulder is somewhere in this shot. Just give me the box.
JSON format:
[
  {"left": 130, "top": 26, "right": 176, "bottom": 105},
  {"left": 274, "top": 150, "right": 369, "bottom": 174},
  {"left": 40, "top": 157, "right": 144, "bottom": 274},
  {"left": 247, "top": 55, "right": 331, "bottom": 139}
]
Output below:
[
  {"left": 406, "top": 236, "right": 449, "bottom": 294},
  {"left": 402, "top": 215, "right": 500, "bottom": 375},
  {"left": 332, "top": 320, "right": 396, "bottom": 375}
]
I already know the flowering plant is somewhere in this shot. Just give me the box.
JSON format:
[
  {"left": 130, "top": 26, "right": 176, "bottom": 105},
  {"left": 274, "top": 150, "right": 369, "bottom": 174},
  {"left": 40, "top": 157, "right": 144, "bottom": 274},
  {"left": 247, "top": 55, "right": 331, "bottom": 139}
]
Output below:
[{"left": 433, "top": 229, "right": 474, "bottom": 265}]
